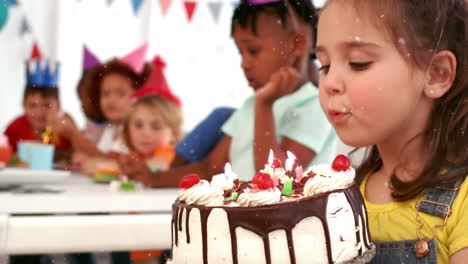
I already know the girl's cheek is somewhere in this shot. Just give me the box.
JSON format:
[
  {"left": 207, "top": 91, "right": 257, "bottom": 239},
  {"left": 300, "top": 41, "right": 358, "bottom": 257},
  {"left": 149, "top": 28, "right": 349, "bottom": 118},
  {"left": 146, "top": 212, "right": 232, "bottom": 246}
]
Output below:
[{"left": 348, "top": 82, "right": 381, "bottom": 113}]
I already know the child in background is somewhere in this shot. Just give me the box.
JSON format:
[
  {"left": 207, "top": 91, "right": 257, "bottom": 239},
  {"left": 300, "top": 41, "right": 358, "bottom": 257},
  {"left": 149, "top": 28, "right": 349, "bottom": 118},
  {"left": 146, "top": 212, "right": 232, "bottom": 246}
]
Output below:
[
  {"left": 123, "top": 95, "right": 182, "bottom": 171},
  {"left": 78, "top": 46, "right": 108, "bottom": 144},
  {"left": 4, "top": 58, "right": 72, "bottom": 162},
  {"left": 75, "top": 70, "right": 107, "bottom": 144},
  {"left": 87, "top": 56, "right": 182, "bottom": 172},
  {"left": 50, "top": 53, "right": 151, "bottom": 174},
  {"left": 316, "top": 0, "right": 467, "bottom": 262},
  {"left": 119, "top": 0, "right": 337, "bottom": 186},
  {"left": 171, "top": 56, "right": 321, "bottom": 167},
  {"left": 122, "top": 94, "right": 182, "bottom": 264}
]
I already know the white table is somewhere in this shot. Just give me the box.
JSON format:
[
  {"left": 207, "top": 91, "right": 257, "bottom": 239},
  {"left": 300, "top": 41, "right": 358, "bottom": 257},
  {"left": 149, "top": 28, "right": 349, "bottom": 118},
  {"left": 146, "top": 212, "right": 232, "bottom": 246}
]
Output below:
[{"left": 0, "top": 173, "right": 178, "bottom": 254}]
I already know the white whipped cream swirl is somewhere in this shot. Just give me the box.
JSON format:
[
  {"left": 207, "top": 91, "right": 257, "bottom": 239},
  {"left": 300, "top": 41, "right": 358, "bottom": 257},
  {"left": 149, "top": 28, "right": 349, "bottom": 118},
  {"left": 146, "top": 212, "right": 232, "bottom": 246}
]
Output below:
[
  {"left": 211, "top": 170, "right": 238, "bottom": 190},
  {"left": 178, "top": 180, "right": 224, "bottom": 206},
  {"left": 303, "top": 164, "right": 355, "bottom": 197},
  {"left": 237, "top": 187, "right": 281, "bottom": 207}
]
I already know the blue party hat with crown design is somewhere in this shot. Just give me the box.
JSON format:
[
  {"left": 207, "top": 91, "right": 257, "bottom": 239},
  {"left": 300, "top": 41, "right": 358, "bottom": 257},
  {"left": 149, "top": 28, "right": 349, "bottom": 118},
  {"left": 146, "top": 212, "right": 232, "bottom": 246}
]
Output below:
[
  {"left": 26, "top": 60, "right": 60, "bottom": 87},
  {"left": 25, "top": 43, "right": 60, "bottom": 87}
]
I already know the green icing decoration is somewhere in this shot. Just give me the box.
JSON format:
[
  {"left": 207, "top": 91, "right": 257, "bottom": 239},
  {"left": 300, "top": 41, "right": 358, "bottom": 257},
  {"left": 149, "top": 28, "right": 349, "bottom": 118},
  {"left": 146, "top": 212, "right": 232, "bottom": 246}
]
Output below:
[
  {"left": 224, "top": 191, "right": 238, "bottom": 202},
  {"left": 120, "top": 182, "right": 135, "bottom": 191},
  {"left": 281, "top": 177, "right": 293, "bottom": 195},
  {"left": 94, "top": 172, "right": 119, "bottom": 183},
  {"left": 150, "top": 166, "right": 159, "bottom": 173},
  {"left": 8, "top": 155, "right": 19, "bottom": 166}
]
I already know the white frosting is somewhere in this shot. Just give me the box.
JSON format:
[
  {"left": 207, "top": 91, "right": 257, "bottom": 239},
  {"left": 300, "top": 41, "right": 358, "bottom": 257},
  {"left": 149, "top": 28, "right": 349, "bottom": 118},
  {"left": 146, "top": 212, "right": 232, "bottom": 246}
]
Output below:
[
  {"left": 303, "top": 165, "right": 355, "bottom": 197},
  {"left": 170, "top": 196, "right": 365, "bottom": 264},
  {"left": 211, "top": 170, "right": 238, "bottom": 190},
  {"left": 178, "top": 180, "right": 224, "bottom": 206},
  {"left": 0, "top": 135, "right": 9, "bottom": 147},
  {"left": 236, "top": 187, "right": 281, "bottom": 207}
]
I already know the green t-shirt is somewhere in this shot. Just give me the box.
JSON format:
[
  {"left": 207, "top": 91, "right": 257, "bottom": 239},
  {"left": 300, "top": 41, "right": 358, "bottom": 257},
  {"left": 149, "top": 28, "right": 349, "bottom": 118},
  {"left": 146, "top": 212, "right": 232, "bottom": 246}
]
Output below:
[{"left": 222, "top": 82, "right": 337, "bottom": 181}]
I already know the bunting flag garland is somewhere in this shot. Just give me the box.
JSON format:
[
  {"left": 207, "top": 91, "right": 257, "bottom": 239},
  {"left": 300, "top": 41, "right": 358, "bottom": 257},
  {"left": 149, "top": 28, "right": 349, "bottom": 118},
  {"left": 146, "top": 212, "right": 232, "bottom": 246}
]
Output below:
[
  {"left": 106, "top": 0, "right": 115, "bottom": 7},
  {"left": 131, "top": 0, "right": 144, "bottom": 15},
  {"left": 183, "top": 0, "right": 197, "bottom": 22},
  {"left": 0, "top": 0, "right": 7, "bottom": 31},
  {"left": 158, "top": 0, "right": 172, "bottom": 16},
  {"left": 19, "top": 16, "right": 30, "bottom": 36},
  {"left": 207, "top": 1, "right": 222, "bottom": 23}
]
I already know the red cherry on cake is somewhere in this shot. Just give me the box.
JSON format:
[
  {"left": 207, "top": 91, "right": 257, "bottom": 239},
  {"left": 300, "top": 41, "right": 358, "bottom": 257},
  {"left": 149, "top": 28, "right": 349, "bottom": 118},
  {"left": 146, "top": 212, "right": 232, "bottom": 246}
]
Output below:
[
  {"left": 252, "top": 172, "right": 274, "bottom": 190},
  {"left": 332, "top": 155, "right": 351, "bottom": 172},
  {"left": 180, "top": 174, "right": 201, "bottom": 189},
  {"left": 272, "top": 158, "right": 282, "bottom": 169}
]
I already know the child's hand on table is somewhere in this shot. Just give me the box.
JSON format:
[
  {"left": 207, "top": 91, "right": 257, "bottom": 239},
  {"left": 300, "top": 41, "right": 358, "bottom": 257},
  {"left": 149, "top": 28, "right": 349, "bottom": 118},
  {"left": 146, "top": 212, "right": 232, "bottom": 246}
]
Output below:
[{"left": 117, "top": 154, "right": 154, "bottom": 186}]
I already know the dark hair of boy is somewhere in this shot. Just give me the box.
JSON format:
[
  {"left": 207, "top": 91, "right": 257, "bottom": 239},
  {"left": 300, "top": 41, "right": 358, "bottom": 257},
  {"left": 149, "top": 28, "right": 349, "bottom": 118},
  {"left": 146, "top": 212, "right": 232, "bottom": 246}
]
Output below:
[{"left": 23, "top": 84, "right": 59, "bottom": 103}]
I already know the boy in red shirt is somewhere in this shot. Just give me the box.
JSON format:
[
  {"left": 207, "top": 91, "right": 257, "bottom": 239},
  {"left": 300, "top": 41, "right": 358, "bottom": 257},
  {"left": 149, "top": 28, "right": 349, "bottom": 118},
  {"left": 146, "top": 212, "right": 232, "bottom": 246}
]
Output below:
[{"left": 4, "top": 60, "right": 72, "bottom": 161}]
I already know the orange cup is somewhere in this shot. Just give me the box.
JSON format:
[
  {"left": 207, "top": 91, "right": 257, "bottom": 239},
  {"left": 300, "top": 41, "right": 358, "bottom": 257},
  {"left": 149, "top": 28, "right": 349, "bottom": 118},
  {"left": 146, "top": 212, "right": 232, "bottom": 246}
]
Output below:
[{"left": 0, "top": 146, "right": 12, "bottom": 164}]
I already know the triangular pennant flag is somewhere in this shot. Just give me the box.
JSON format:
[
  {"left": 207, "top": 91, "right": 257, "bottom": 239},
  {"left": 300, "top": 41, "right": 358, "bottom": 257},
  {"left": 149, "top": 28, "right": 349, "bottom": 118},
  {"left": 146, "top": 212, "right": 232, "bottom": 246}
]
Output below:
[
  {"left": 183, "top": 0, "right": 197, "bottom": 22},
  {"left": 120, "top": 43, "right": 148, "bottom": 73},
  {"left": 19, "top": 16, "right": 30, "bottom": 36},
  {"left": 106, "top": 0, "right": 115, "bottom": 7},
  {"left": 131, "top": 0, "right": 144, "bottom": 15},
  {"left": 30, "top": 43, "right": 41, "bottom": 60},
  {"left": 207, "top": 1, "right": 222, "bottom": 23},
  {"left": 6, "top": 0, "right": 17, "bottom": 7},
  {"left": 158, "top": 0, "right": 172, "bottom": 16}
]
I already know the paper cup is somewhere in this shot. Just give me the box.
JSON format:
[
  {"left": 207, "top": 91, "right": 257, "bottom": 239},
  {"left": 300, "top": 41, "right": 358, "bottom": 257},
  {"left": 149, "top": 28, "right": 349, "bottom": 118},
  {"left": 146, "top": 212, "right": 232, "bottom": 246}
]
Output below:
[
  {"left": 17, "top": 140, "right": 39, "bottom": 164},
  {"left": 18, "top": 141, "right": 55, "bottom": 170}
]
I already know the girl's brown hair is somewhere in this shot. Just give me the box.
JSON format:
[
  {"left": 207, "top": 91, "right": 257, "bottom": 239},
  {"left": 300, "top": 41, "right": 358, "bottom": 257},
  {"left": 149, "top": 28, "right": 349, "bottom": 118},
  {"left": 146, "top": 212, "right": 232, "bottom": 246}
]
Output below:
[
  {"left": 81, "top": 59, "right": 152, "bottom": 123},
  {"left": 325, "top": 0, "right": 468, "bottom": 200},
  {"left": 122, "top": 96, "right": 183, "bottom": 153}
]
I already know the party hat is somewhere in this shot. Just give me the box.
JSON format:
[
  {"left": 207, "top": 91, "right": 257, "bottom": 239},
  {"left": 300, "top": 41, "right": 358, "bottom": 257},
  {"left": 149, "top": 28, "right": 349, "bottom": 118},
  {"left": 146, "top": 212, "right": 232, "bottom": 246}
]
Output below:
[
  {"left": 30, "top": 42, "right": 41, "bottom": 60},
  {"left": 120, "top": 43, "right": 148, "bottom": 74},
  {"left": 131, "top": 56, "right": 181, "bottom": 108},
  {"left": 26, "top": 60, "right": 60, "bottom": 87},
  {"left": 26, "top": 43, "right": 59, "bottom": 87},
  {"left": 83, "top": 45, "right": 101, "bottom": 71}
]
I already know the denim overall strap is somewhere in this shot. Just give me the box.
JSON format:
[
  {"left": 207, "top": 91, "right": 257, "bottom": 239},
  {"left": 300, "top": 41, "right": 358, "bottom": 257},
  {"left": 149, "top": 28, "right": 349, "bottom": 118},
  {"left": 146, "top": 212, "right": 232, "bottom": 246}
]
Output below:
[
  {"left": 368, "top": 169, "right": 466, "bottom": 264},
  {"left": 417, "top": 173, "right": 466, "bottom": 218}
]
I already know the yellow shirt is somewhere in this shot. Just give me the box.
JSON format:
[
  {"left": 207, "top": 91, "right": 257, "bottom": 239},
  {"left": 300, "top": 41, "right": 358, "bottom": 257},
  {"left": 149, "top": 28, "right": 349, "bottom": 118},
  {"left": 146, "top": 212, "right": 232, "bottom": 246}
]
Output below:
[{"left": 360, "top": 175, "right": 468, "bottom": 264}]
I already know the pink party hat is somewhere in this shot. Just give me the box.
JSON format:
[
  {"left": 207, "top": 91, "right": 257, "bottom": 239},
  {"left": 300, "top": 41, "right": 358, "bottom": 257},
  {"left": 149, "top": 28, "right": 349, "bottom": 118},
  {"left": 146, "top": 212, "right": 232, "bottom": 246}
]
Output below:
[
  {"left": 120, "top": 43, "right": 148, "bottom": 74},
  {"left": 83, "top": 45, "right": 101, "bottom": 71},
  {"left": 131, "top": 56, "right": 181, "bottom": 108}
]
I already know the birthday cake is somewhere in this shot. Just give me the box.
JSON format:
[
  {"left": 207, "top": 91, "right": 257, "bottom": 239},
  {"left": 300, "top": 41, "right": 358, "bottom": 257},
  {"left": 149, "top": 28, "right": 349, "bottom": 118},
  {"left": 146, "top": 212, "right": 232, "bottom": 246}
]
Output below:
[{"left": 168, "top": 153, "right": 375, "bottom": 264}]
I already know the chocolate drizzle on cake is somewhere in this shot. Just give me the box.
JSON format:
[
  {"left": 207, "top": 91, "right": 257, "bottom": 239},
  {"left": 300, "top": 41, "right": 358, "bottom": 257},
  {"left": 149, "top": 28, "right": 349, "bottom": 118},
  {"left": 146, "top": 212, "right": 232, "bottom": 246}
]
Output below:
[
  {"left": 343, "top": 186, "right": 372, "bottom": 251},
  {"left": 172, "top": 204, "right": 179, "bottom": 247},
  {"left": 171, "top": 184, "right": 372, "bottom": 264},
  {"left": 185, "top": 208, "right": 192, "bottom": 243}
]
